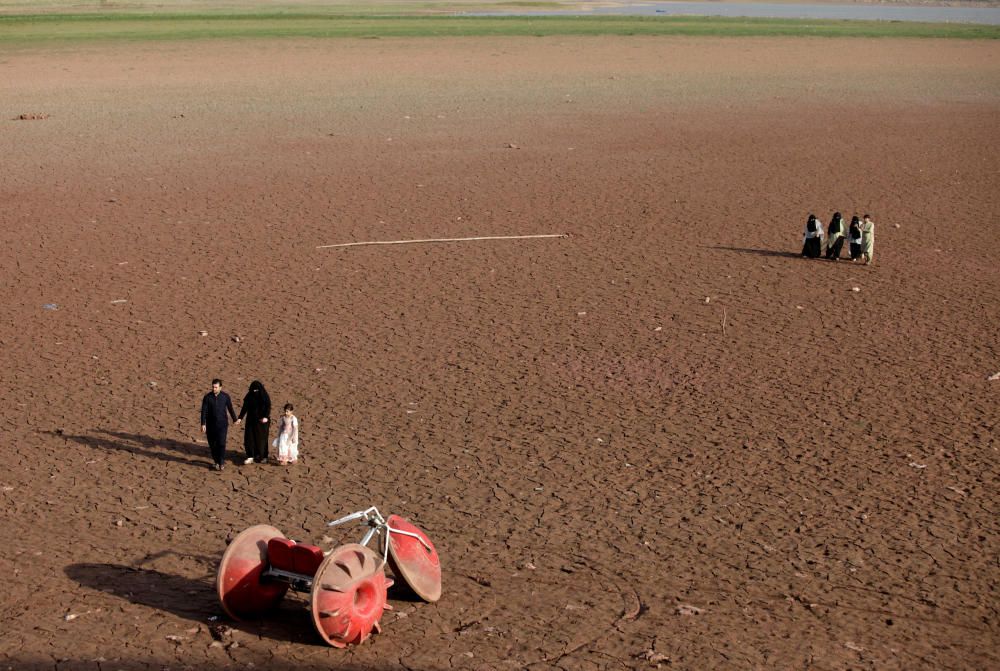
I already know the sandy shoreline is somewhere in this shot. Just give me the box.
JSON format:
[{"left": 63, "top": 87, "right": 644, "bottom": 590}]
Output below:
[{"left": 1, "top": 0, "right": 998, "bottom": 13}]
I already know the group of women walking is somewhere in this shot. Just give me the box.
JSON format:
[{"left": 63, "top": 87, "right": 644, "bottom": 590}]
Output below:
[{"left": 802, "top": 212, "right": 875, "bottom": 264}]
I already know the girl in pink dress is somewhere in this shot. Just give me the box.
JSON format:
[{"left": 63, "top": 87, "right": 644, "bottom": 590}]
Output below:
[{"left": 273, "top": 403, "right": 299, "bottom": 465}]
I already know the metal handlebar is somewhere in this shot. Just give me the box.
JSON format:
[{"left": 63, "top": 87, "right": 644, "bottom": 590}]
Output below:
[{"left": 326, "top": 506, "right": 433, "bottom": 564}]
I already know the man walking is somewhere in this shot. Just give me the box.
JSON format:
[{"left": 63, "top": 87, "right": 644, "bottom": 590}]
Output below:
[{"left": 201, "top": 378, "right": 239, "bottom": 470}]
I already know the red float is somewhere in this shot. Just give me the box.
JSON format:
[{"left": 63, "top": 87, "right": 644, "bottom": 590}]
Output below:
[
  {"left": 386, "top": 514, "right": 442, "bottom": 603},
  {"left": 216, "top": 507, "right": 441, "bottom": 646},
  {"left": 310, "top": 543, "right": 393, "bottom": 648},
  {"left": 216, "top": 524, "right": 290, "bottom": 620}
]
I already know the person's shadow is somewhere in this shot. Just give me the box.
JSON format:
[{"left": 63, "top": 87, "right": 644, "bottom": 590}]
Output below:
[
  {"left": 710, "top": 245, "right": 801, "bottom": 259},
  {"left": 47, "top": 429, "right": 217, "bottom": 468}
]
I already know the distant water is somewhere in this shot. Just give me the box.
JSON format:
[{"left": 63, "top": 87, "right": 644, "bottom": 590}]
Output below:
[{"left": 470, "top": 2, "right": 1000, "bottom": 25}]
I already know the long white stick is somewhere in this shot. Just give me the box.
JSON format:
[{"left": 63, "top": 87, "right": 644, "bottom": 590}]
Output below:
[{"left": 317, "top": 233, "right": 567, "bottom": 249}]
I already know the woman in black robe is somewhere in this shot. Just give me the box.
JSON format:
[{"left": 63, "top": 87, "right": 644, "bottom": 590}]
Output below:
[
  {"left": 825, "top": 212, "right": 846, "bottom": 260},
  {"left": 848, "top": 215, "right": 863, "bottom": 261},
  {"left": 801, "top": 214, "right": 823, "bottom": 258},
  {"left": 239, "top": 380, "right": 271, "bottom": 464}
]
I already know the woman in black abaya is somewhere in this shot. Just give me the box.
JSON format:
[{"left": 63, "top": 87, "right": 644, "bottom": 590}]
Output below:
[
  {"left": 825, "top": 212, "right": 846, "bottom": 260},
  {"left": 801, "top": 214, "right": 823, "bottom": 258},
  {"left": 239, "top": 380, "right": 271, "bottom": 465}
]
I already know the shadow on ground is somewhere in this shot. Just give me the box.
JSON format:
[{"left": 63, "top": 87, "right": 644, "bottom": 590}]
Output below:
[
  {"left": 47, "top": 429, "right": 228, "bottom": 468},
  {"left": 65, "top": 562, "right": 319, "bottom": 646},
  {"left": 711, "top": 245, "right": 801, "bottom": 258},
  {"left": 0, "top": 657, "right": 416, "bottom": 671}
]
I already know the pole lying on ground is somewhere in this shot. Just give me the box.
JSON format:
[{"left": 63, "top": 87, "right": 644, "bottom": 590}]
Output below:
[{"left": 317, "top": 233, "right": 568, "bottom": 249}]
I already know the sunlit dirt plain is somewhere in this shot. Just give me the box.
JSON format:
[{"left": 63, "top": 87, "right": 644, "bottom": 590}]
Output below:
[{"left": 0, "top": 9, "right": 998, "bottom": 670}]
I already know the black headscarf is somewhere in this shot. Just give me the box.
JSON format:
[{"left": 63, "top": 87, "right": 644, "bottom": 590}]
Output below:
[
  {"left": 242, "top": 380, "right": 271, "bottom": 421},
  {"left": 807, "top": 214, "right": 817, "bottom": 233},
  {"left": 827, "top": 212, "right": 843, "bottom": 236}
]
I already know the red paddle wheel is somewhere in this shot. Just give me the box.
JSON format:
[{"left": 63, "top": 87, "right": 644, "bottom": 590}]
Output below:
[
  {"left": 216, "top": 524, "right": 290, "bottom": 620},
  {"left": 310, "top": 543, "right": 394, "bottom": 647},
  {"left": 386, "top": 514, "right": 442, "bottom": 603}
]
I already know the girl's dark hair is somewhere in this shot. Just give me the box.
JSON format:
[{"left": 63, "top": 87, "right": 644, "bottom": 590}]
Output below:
[{"left": 284, "top": 403, "right": 294, "bottom": 412}]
